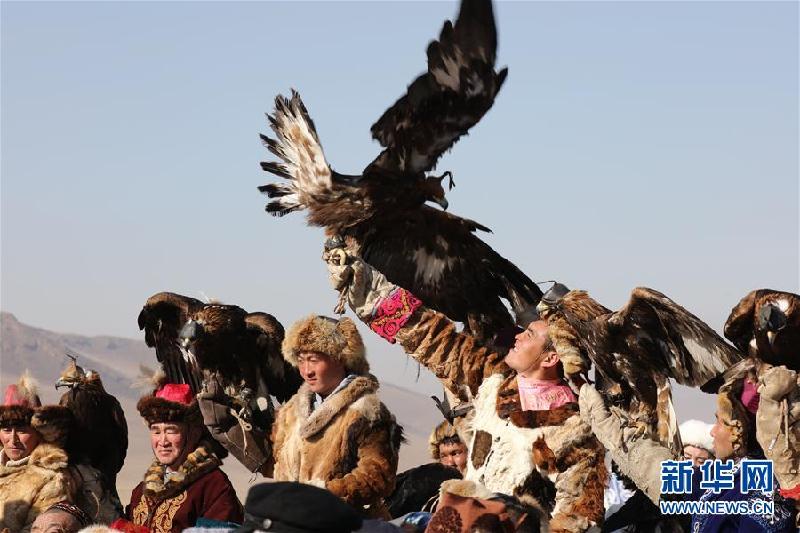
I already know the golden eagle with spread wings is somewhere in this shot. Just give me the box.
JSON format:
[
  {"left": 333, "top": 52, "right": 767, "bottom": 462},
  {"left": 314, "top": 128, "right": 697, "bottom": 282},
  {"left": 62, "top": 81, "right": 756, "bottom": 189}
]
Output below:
[
  {"left": 137, "top": 292, "right": 302, "bottom": 427},
  {"left": 537, "top": 285, "right": 744, "bottom": 454},
  {"left": 55, "top": 356, "right": 128, "bottom": 491},
  {"left": 258, "top": 0, "right": 541, "bottom": 341}
]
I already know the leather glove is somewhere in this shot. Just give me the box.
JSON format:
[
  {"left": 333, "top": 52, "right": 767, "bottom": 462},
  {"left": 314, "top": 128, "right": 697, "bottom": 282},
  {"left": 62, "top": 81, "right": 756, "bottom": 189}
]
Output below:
[
  {"left": 756, "top": 364, "right": 800, "bottom": 502},
  {"left": 197, "top": 380, "right": 271, "bottom": 473},
  {"left": 579, "top": 384, "right": 674, "bottom": 504},
  {"left": 758, "top": 365, "right": 799, "bottom": 402},
  {"left": 323, "top": 240, "right": 399, "bottom": 322}
]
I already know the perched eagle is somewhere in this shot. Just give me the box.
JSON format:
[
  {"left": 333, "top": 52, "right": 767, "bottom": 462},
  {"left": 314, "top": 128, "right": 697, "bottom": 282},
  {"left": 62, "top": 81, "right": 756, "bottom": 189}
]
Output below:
[
  {"left": 537, "top": 286, "right": 744, "bottom": 454},
  {"left": 55, "top": 357, "right": 128, "bottom": 490},
  {"left": 258, "top": 0, "right": 542, "bottom": 341},
  {"left": 137, "top": 292, "right": 303, "bottom": 428},
  {"left": 724, "top": 289, "right": 800, "bottom": 371}
]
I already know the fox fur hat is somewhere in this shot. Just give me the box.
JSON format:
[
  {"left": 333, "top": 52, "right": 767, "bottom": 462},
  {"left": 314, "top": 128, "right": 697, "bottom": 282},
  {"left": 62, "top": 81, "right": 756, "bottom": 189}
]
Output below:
[
  {"left": 137, "top": 373, "right": 202, "bottom": 427},
  {"left": 1, "top": 372, "right": 73, "bottom": 445},
  {"left": 282, "top": 315, "right": 369, "bottom": 375}
]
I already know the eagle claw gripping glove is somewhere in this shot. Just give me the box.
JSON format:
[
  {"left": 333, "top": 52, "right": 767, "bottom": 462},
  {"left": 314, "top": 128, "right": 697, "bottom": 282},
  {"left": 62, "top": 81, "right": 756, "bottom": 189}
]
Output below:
[
  {"left": 579, "top": 383, "right": 674, "bottom": 504},
  {"left": 756, "top": 365, "right": 800, "bottom": 505},
  {"left": 324, "top": 241, "right": 401, "bottom": 322},
  {"left": 197, "top": 379, "right": 271, "bottom": 473}
]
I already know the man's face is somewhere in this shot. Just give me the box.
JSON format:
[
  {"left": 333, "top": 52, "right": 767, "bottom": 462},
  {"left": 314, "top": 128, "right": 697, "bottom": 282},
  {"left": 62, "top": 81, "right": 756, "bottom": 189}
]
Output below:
[
  {"left": 0, "top": 425, "right": 41, "bottom": 462},
  {"left": 31, "top": 510, "right": 80, "bottom": 533},
  {"left": 505, "top": 321, "right": 553, "bottom": 375},
  {"left": 439, "top": 441, "right": 467, "bottom": 474},
  {"left": 149, "top": 422, "right": 196, "bottom": 468},
  {"left": 297, "top": 351, "right": 346, "bottom": 397},
  {"left": 710, "top": 412, "right": 735, "bottom": 460},
  {"left": 683, "top": 444, "right": 712, "bottom": 467}
]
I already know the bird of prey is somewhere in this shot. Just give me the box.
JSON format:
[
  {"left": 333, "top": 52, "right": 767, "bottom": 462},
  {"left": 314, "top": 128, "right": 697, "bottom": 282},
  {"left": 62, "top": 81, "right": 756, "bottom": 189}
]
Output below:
[
  {"left": 537, "top": 285, "right": 744, "bottom": 454},
  {"left": 258, "top": 0, "right": 542, "bottom": 341},
  {"left": 56, "top": 355, "right": 128, "bottom": 491},
  {"left": 724, "top": 289, "right": 800, "bottom": 372},
  {"left": 137, "top": 292, "right": 303, "bottom": 428}
]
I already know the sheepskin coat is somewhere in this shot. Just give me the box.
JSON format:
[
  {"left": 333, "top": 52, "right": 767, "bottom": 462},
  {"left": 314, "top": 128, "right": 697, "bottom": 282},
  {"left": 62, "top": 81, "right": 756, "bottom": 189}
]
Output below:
[
  {"left": 368, "top": 302, "right": 607, "bottom": 533},
  {"left": 126, "top": 444, "right": 242, "bottom": 533},
  {"left": 270, "top": 374, "right": 402, "bottom": 518},
  {"left": 0, "top": 443, "right": 75, "bottom": 533}
]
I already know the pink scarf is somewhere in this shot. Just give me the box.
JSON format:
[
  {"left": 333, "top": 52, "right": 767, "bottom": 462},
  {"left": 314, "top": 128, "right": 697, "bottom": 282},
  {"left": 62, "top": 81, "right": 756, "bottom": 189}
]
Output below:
[{"left": 517, "top": 376, "right": 576, "bottom": 411}]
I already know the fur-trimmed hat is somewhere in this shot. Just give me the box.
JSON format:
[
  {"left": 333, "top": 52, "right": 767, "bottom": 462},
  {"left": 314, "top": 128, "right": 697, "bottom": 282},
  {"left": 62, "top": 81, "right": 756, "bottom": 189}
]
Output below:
[
  {"left": 0, "top": 372, "right": 41, "bottom": 428},
  {"left": 679, "top": 419, "right": 714, "bottom": 454},
  {"left": 282, "top": 315, "right": 369, "bottom": 374},
  {"left": 429, "top": 420, "right": 463, "bottom": 460},
  {"left": 1, "top": 372, "right": 73, "bottom": 445},
  {"left": 717, "top": 377, "right": 761, "bottom": 457},
  {"left": 137, "top": 382, "right": 201, "bottom": 426}
]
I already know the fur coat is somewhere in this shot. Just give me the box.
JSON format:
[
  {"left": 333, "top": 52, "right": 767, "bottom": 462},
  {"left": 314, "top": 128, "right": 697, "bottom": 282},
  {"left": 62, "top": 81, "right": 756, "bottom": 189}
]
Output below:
[
  {"left": 370, "top": 303, "right": 607, "bottom": 532},
  {"left": 126, "top": 444, "right": 242, "bottom": 533},
  {"left": 0, "top": 443, "right": 74, "bottom": 533},
  {"left": 269, "top": 374, "right": 402, "bottom": 518}
]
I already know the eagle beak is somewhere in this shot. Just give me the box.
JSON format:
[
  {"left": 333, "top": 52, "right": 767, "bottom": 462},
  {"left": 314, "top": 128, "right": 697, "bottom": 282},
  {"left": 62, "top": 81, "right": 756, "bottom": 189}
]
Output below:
[
  {"left": 55, "top": 379, "right": 69, "bottom": 390},
  {"left": 179, "top": 320, "right": 200, "bottom": 348},
  {"left": 433, "top": 197, "right": 449, "bottom": 210}
]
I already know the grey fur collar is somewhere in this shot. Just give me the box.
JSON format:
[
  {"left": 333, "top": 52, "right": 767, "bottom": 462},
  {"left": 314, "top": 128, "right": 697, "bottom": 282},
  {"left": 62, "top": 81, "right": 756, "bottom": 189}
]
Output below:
[{"left": 296, "top": 374, "right": 379, "bottom": 439}]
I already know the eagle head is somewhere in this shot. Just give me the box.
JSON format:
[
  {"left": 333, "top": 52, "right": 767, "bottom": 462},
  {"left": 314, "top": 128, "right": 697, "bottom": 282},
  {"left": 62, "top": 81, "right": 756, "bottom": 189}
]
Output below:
[
  {"left": 179, "top": 305, "right": 248, "bottom": 370},
  {"left": 422, "top": 173, "right": 452, "bottom": 210},
  {"left": 55, "top": 358, "right": 86, "bottom": 390},
  {"left": 535, "top": 282, "right": 571, "bottom": 318}
]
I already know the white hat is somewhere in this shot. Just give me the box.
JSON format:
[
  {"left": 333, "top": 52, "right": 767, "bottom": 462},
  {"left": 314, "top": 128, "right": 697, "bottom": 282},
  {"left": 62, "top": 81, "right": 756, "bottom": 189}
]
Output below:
[{"left": 679, "top": 419, "right": 714, "bottom": 452}]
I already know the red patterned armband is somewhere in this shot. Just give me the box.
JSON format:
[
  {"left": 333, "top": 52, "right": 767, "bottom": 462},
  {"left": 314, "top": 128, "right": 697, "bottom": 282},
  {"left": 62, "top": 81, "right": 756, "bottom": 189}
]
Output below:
[{"left": 369, "top": 288, "right": 422, "bottom": 343}]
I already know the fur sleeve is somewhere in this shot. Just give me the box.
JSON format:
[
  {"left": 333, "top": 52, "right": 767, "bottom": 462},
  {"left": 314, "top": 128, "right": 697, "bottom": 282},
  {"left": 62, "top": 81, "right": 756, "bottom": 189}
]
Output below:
[
  {"left": 392, "top": 309, "right": 508, "bottom": 397},
  {"left": 266, "top": 403, "right": 292, "bottom": 478},
  {"left": 23, "top": 471, "right": 75, "bottom": 532},
  {"left": 325, "top": 418, "right": 400, "bottom": 508},
  {"left": 548, "top": 423, "right": 607, "bottom": 533}
]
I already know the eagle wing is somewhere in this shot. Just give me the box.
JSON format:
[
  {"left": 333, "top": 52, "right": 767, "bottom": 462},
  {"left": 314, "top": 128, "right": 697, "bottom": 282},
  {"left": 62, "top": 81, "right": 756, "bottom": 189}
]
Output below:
[
  {"left": 137, "top": 292, "right": 205, "bottom": 392},
  {"left": 244, "top": 312, "right": 303, "bottom": 403},
  {"left": 614, "top": 287, "right": 744, "bottom": 387},
  {"left": 355, "top": 206, "right": 542, "bottom": 341},
  {"left": 258, "top": 91, "right": 367, "bottom": 232},
  {"left": 366, "top": 0, "right": 508, "bottom": 176},
  {"left": 59, "top": 383, "right": 128, "bottom": 487}
]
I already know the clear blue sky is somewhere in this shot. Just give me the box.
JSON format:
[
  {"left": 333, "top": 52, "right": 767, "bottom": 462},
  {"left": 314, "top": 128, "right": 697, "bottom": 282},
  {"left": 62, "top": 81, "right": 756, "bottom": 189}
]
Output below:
[{"left": 2, "top": 1, "right": 798, "bottom": 412}]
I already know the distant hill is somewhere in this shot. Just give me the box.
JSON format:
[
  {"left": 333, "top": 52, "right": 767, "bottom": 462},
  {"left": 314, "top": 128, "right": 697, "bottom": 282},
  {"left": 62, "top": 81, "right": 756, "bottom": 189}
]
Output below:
[{"left": 0, "top": 311, "right": 439, "bottom": 504}]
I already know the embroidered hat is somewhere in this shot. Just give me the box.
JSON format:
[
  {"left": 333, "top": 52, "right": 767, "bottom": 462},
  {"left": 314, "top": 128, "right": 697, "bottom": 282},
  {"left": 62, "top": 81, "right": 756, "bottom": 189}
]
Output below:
[
  {"left": 137, "top": 381, "right": 201, "bottom": 426},
  {"left": 45, "top": 501, "right": 92, "bottom": 527}
]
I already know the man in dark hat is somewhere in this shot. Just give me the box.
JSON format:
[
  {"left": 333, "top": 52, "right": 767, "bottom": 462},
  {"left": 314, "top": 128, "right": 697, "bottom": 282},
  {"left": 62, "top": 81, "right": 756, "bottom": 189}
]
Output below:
[
  {"left": 127, "top": 379, "right": 243, "bottom": 532},
  {"left": 235, "top": 482, "right": 363, "bottom": 533}
]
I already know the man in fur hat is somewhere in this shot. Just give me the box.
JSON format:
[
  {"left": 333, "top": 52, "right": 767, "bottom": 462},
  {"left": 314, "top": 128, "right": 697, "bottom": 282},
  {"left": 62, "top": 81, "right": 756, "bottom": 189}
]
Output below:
[
  {"left": 0, "top": 373, "right": 75, "bottom": 532},
  {"left": 127, "top": 380, "right": 243, "bottom": 532},
  {"left": 199, "top": 315, "right": 403, "bottom": 519},
  {"left": 321, "top": 249, "right": 606, "bottom": 532}
]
